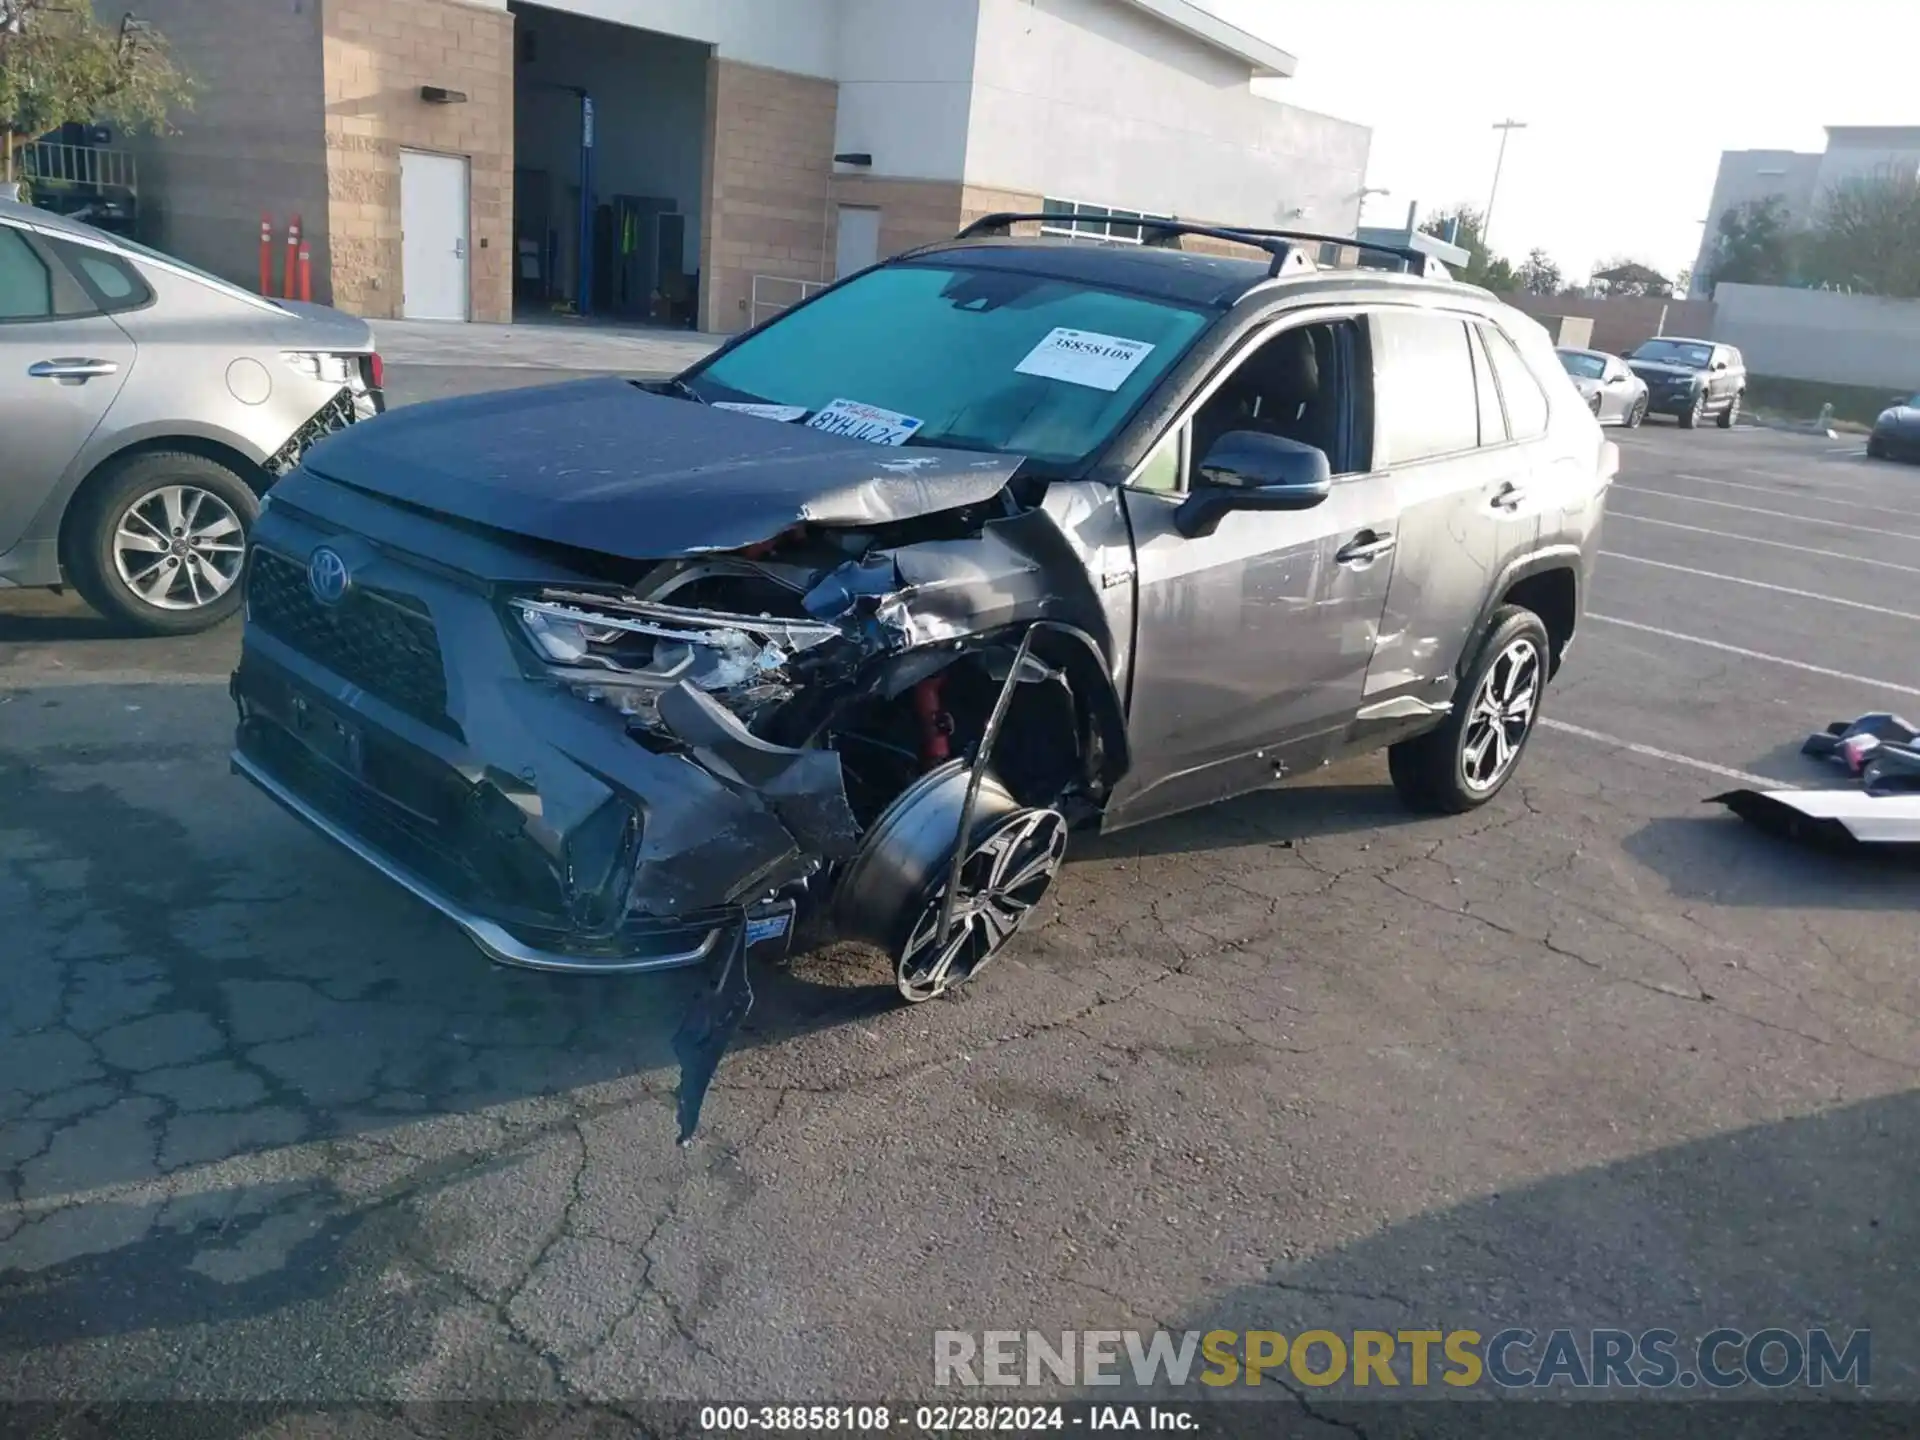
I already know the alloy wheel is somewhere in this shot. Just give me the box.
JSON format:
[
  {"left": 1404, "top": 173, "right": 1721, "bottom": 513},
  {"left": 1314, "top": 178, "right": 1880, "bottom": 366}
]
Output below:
[
  {"left": 894, "top": 806, "right": 1067, "bottom": 1003},
  {"left": 111, "top": 484, "right": 246, "bottom": 611},
  {"left": 1460, "top": 637, "right": 1541, "bottom": 793}
]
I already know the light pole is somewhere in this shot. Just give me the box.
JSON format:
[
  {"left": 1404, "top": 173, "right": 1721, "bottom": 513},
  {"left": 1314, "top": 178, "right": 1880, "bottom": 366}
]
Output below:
[{"left": 1484, "top": 118, "right": 1528, "bottom": 246}]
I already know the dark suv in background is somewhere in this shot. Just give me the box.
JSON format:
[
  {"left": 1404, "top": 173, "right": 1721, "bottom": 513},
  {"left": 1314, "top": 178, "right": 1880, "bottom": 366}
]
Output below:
[
  {"left": 1626, "top": 337, "right": 1746, "bottom": 429},
  {"left": 230, "top": 217, "right": 1616, "bottom": 1005}
]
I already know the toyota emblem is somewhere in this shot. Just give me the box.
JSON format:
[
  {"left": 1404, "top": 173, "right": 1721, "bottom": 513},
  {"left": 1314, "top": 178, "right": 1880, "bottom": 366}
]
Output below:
[{"left": 307, "top": 546, "right": 351, "bottom": 606}]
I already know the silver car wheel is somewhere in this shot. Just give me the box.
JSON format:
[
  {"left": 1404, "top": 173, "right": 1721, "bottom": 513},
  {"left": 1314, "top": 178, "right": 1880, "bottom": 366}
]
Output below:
[
  {"left": 111, "top": 484, "right": 247, "bottom": 611},
  {"left": 894, "top": 806, "right": 1067, "bottom": 1003},
  {"left": 1460, "top": 637, "right": 1541, "bottom": 793}
]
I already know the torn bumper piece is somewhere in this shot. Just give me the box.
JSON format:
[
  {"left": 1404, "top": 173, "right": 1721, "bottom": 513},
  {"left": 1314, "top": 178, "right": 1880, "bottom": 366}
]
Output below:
[
  {"left": 1711, "top": 788, "right": 1920, "bottom": 849},
  {"left": 230, "top": 636, "right": 854, "bottom": 974}
]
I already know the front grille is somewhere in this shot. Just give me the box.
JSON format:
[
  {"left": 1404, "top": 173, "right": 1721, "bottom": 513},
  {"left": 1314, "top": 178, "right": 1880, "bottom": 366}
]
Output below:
[{"left": 246, "top": 548, "right": 451, "bottom": 729}]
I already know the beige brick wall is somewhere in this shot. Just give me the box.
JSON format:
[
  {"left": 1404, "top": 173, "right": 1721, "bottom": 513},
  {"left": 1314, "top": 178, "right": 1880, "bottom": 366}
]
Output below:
[
  {"left": 829, "top": 176, "right": 967, "bottom": 266},
  {"left": 700, "top": 58, "right": 838, "bottom": 334},
  {"left": 320, "top": 0, "right": 514, "bottom": 322}
]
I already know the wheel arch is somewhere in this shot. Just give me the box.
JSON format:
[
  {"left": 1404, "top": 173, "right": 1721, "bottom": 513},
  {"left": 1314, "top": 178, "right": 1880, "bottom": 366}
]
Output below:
[
  {"left": 1466, "top": 547, "right": 1583, "bottom": 682},
  {"left": 57, "top": 435, "right": 270, "bottom": 576}
]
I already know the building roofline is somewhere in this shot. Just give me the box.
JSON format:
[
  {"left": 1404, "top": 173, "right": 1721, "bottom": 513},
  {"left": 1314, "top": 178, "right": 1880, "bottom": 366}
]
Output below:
[
  {"left": 1824, "top": 125, "right": 1920, "bottom": 143},
  {"left": 1111, "top": 0, "right": 1298, "bottom": 78}
]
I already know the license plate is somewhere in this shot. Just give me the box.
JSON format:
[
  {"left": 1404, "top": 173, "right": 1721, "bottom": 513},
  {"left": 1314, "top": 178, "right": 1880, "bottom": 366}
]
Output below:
[{"left": 290, "top": 694, "right": 363, "bottom": 776}]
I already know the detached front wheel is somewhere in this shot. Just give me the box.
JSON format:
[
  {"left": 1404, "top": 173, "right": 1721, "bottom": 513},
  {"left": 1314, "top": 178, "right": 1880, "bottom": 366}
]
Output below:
[{"left": 1389, "top": 606, "right": 1550, "bottom": 814}]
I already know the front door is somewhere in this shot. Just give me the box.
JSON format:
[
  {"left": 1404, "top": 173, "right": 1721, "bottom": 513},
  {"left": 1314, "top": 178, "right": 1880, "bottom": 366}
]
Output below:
[
  {"left": 835, "top": 206, "right": 881, "bottom": 280},
  {"left": 1105, "top": 316, "right": 1400, "bottom": 830},
  {"left": 400, "top": 150, "right": 470, "bottom": 320},
  {"left": 0, "top": 224, "right": 135, "bottom": 558}
]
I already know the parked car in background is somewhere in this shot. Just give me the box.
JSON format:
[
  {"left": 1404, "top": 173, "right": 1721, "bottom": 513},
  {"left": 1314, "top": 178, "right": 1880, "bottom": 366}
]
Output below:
[
  {"left": 1625, "top": 337, "right": 1746, "bottom": 429},
  {"left": 0, "top": 197, "right": 383, "bottom": 634},
  {"left": 1557, "top": 347, "right": 1648, "bottom": 428},
  {"left": 1867, "top": 394, "right": 1920, "bottom": 464},
  {"left": 231, "top": 215, "right": 1616, "bottom": 1002}
]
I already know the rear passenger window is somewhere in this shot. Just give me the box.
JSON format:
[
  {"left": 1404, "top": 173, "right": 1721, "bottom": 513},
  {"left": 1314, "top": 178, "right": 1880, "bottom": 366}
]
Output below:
[
  {"left": 0, "top": 227, "right": 54, "bottom": 320},
  {"left": 51, "top": 240, "right": 153, "bottom": 313},
  {"left": 1478, "top": 323, "right": 1550, "bottom": 439},
  {"left": 1370, "top": 311, "right": 1478, "bottom": 465},
  {"left": 1467, "top": 325, "right": 1508, "bottom": 446}
]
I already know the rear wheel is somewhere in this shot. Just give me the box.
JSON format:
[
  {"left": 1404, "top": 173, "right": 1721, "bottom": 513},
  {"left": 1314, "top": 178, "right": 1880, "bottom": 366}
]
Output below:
[
  {"left": 1626, "top": 395, "right": 1648, "bottom": 429},
  {"left": 1678, "top": 392, "right": 1705, "bottom": 429},
  {"left": 66, "top": 452, "right": 258, "bottom": 635},
  {"left": 1717, "top": 391, "right": 1742, "bottom": 429},
  {"left": 1389, "top": 606, "right": 1550, "bottom": 814}
]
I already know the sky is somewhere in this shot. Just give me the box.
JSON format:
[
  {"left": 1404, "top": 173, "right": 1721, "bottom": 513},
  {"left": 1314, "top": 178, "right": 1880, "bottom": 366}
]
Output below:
[{"left": 1208, "top": 0, "right": 1918, "bottom": 284}]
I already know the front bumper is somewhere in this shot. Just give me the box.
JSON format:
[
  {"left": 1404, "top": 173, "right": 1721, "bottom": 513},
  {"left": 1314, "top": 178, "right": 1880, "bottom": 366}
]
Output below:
[
  {"left": 1647, "top": 385, "right": 1703, "bottom": 416},
  {"left": 231, "top": 502, "right": 841, "bottom": 974},
  {"left": 1870, "top": 428, "right": 1920, "bottom": 463}
]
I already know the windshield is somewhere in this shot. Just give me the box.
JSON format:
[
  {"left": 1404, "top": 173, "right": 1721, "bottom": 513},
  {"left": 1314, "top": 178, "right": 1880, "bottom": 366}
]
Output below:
[
  {"left": 1631, "top": 339, "right": 1713, "bottom": 368},
  {"left": 685, "top": 262, "right": 1212, "bottom": 465},
  {"left": 1558, "top": 352, "right": 1607, "bottom": 380}
]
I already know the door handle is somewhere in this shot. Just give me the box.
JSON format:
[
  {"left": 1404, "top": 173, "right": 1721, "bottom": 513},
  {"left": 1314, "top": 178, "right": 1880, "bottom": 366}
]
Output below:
[
  {"left": 1490, "top": 481, "right": 1527, "bottom": 512},
  {"left": 29, "top": 358, "right": 120, "bottom": 381},
  {"left": 1336, "top": 532, "right": 1396, "bottom": 565}
]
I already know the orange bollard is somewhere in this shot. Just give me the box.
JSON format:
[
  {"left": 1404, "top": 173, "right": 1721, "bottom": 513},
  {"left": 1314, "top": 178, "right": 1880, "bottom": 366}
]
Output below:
[
  {"left": 298, "top": 240, "right": 312, "bottom": 303},
  {"left": 283, "top": 214, "right": 301, "bottom": 300},
  {"left": 259, "top": 213, "right": 273, "bottom": 296}
]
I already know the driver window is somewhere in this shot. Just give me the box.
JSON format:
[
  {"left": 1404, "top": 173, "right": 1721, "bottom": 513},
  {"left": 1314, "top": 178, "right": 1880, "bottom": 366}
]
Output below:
[{"left": 1190, "top": 320, "right": 1355, "bottom": 478}]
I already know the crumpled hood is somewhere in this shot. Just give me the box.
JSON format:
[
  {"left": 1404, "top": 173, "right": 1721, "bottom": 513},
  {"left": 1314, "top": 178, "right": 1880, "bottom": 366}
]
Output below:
[{"left": 301, "top": 377, "right": 1025, "bottom": 559}]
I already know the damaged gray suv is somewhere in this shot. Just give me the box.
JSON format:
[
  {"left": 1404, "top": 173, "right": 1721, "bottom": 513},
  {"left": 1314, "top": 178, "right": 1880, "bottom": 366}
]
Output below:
[{"left": 231, "top": 217, "right": 1615, "bottom": 1008}]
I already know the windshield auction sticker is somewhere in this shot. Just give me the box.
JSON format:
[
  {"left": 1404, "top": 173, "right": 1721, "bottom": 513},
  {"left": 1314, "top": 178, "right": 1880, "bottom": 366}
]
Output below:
[
  {"left": 713, "top": 402, "right": 810, "bottom": 422},
  {"left": 805, "top": 398, "right": 925, "bottom": 446},
  {"left": 1016, "top": 327, "right": 1156, "bottom": 392}
]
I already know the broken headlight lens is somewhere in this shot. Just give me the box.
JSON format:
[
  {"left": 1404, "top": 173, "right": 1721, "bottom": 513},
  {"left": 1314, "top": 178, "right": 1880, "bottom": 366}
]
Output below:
[
  {"left": 282, "top": 351, "right": 358, "bottom": 386},
  {"left": 509, "top": 594, "right": 842, "bottom": 727}
]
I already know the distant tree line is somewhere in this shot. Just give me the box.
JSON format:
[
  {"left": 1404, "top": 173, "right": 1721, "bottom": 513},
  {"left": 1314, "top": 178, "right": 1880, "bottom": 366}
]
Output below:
[
  {"left": 1702, "top": 171, "right": 1920, "bottom": 299},
  {"left": 1417, "top": 206, "right": 1678, "bottom": 301}
]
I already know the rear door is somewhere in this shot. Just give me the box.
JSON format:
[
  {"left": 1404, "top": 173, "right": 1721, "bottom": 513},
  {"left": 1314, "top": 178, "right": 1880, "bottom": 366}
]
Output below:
[
  {"left": 0, "top": 222, "right": 136, "bottom": 556},
  {"left": 1356, "top": 309, "right": 1540, "bottom": 731}
]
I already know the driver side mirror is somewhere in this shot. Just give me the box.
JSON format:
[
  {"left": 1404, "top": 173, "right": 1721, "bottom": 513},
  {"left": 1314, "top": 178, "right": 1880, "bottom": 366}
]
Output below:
[{"left": 1174, "top": 431, "right": 1332, "bottom": 540}]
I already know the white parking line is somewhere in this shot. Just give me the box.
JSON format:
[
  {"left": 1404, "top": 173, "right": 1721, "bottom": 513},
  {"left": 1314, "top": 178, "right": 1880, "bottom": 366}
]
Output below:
[
  {"left": 1603, "top": 512, "right": 1920, "bottom": 575},
  {"left": 1587, "top": 614, "right": 1920, "bottom": 698},
  {"left": 1537, "top": 718, "right": 1791, "bottom": 790},
  {"left": 1673, "top": 471, "right": 1920, "bottom": 520},
  {"left": 1611, "top": 485, "right": 1920, "bottom": 541},
  {"left": 1599, "top": 551, "right": 1916, "bottom": 619}
]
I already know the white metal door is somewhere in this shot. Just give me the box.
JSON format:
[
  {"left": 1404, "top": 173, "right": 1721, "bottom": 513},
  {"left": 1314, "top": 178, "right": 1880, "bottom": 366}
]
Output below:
[
  {"left": 834, "top": 206, "right": 881, "bottom": 279},
  {"left": 400, "top": 150, "right": 470, "bottom": 320}
]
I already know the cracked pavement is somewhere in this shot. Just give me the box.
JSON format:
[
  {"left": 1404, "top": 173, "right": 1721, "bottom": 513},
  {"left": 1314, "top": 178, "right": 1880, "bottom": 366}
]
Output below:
[{"left": 3, "top": 400, "right": 1917, "bottom": 1422}]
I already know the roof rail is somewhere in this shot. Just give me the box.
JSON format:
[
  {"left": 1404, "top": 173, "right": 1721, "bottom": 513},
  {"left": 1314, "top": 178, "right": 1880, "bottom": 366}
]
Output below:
[{"left": 952, "top": 212, "right": 1451, "bottom": 280}]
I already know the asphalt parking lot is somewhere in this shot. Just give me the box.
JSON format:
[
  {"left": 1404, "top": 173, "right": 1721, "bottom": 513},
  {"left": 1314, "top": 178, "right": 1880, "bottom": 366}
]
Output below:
[{"left": 3, "top": 393, "right": 1917, "bottom": 1424}]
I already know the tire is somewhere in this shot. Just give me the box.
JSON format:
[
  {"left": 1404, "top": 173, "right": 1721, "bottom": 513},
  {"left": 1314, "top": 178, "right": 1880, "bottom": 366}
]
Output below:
[
  {"left": 1626, "top": 396, "right": 1647, "bottom": 430},
  {"left": 1866, "top": 436, "right": 1886, "bottom": 460},
  {"left": 1717, "top": 391, "right": 1742, "bottom": 429},
  {"left": 66, "top": 451, "right": 259, "bottom": 636},
  {"left": 1678, "top": 392, "right": 1705, "bottom": 429},
  {"left": 1388, "top": 606, "right": 1551, "bottom": 815}
]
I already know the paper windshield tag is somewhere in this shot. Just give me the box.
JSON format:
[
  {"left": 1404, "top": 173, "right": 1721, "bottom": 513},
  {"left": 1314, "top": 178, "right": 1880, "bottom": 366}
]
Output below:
[
  {"left": 1015, "top": 328, "right": 1156, "bottom": 392},
  {"left": 712, "top": 402, "right": 810, "bottom": 423},
  {"left": 805, "top": 398, "right": 924, "bottom": 447}
]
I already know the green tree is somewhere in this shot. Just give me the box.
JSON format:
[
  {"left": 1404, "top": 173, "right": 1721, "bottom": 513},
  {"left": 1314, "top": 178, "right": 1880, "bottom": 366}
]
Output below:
[
  {"left": 1, "top": 1, "right": 192, "bottom": 178},
  {"left": 1802, "top": 172, "right": 1920, "bottom": 298},
  {"left": 1704, "top": 196, "right": 1795, "bottom": 290},
  {"left": 1515, "top": 248, "right": 1563, "bottom": 295},
  {"left": 1592, "top": 258, "right": 1672, "bottom": 298},
  {"left": 1420, "top": 204, "right": 1508, "bottom": 288}
]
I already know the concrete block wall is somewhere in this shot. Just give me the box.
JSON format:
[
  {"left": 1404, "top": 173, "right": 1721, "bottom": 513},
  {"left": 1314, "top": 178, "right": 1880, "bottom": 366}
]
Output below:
[
  {"left": 1712, "top": 283, "right": 1920, "bottom": 390},
  {"left": 123, "top": 0, "right": 330, "bottom": 296},
  {"left": 321, "top": 0, "right": 514, "bottom": 321},
  {"left": 700, "top": 58, "right": 839, "bottom": 333}
]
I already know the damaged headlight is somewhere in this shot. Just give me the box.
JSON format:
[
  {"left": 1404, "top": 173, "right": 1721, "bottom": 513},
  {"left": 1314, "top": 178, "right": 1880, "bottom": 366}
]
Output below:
[
  {"left": 509, "top": 592, "right": 845, "bottom": 728},
  {"left": 281, "top": 351, "right": 358, "bottom": 386}
]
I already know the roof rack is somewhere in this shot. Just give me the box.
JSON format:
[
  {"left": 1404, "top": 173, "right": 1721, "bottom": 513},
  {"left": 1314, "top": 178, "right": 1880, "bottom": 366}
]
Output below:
[{"left": 952, "top": 213, "right": 1451, "bottom": 280}]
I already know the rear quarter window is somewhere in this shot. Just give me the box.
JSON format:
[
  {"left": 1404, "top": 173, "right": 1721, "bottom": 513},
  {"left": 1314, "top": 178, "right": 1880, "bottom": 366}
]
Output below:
[
  {"left": 1478, "top": 322, "right": 1551, "bottom": 440},
  {"left": 51, "top": 240, "right": 154, "bottom": 314}
]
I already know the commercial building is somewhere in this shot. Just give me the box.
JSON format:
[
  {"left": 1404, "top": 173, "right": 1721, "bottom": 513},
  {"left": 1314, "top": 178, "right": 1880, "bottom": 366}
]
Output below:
[
  {"left": 123, "top": 0, "right": 1370, "bottom": 331},
  {"left": 1693, "top": 125, "right": 1920, "bottom": 288}
]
